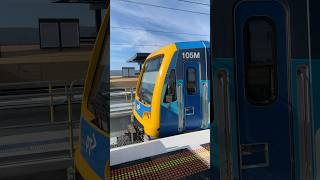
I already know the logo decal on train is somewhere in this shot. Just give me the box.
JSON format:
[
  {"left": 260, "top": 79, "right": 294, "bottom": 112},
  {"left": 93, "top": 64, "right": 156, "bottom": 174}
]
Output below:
[{"left": 85, "top": 133, "right": 97, "bottom": 157}]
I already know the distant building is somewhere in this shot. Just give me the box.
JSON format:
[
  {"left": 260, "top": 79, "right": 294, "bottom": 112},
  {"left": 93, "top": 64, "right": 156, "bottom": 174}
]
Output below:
[
  {"left": 0, "top": 0, "right": 106, "bottom": 45},
  {"left": 0, "top": 0, "right": 106, "bottom": 83},
  {"left": 122, "top": 67, "right": 135, "bottom": 77}
]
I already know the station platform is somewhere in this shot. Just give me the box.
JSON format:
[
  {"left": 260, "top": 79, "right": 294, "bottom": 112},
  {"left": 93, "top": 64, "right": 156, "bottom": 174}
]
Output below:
[
  {"left": 110, "top": 130, "right": 210, "bottom": 179},
  {"left": 110, "top": 76, "right": 137, "bottom": 88}
]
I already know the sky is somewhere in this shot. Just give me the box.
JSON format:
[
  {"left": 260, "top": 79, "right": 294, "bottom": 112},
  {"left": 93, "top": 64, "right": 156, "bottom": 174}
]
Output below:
[{"left": 110, "top": 0, "right": 210, "bottom": 70}]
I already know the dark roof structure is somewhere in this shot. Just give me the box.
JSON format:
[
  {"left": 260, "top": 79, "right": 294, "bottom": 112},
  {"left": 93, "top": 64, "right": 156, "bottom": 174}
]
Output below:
[
  {"left": 52, "top": 0, "right": 106, "bottom": 4},
  {"left": 127, "top": 53, "right": 150, "bottom": 64},
  {"left": 52, "top": 0, "right": 107, "bottom": 33}
]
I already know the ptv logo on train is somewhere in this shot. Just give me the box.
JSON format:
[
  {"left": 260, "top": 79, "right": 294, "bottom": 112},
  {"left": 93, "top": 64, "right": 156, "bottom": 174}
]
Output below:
[
  {"left": 182, "top": 51, "right": 201, "bottom": 60},
  {"left": 85, "top": 133, "right": 97, "bottom": 157}
]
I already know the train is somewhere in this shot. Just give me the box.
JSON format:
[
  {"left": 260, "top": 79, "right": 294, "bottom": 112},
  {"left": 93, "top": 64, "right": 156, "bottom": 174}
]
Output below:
[
  {"left": 74, "top": 0, "right": 320, "bottom": 179},
  {"left": 74, "top": 5, "right": 109, "bottom": 180},
  {"left": 210, "top": 0, "right": 320, "bottom": 179},
  {"left": 132, "top": 41, "right": 211, "bottom": 139}
]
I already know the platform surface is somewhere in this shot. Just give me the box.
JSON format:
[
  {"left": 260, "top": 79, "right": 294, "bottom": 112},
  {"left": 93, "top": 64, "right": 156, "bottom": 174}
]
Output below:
[
  {"left": 111, "top": 144, "right": 210, "bottom": 180},
  {"left": 110, "top": 130, "right": 210, "bottom": 179}
]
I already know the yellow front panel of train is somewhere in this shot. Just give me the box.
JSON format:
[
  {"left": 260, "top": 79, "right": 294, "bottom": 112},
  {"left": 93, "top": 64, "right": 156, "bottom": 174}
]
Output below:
[{"left": 133, "top": 44, "right": 177, "bottom": 138}]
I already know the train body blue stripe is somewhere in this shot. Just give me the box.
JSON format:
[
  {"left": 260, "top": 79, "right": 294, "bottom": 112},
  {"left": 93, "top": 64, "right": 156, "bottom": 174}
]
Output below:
[
  {"left": 309, "top": 59, "right": 320, "bottom": 179},
  {"left": 80, "top": 117, "right": 108, "bottom": 179},
  {"left": 291, "top": 59, "right": 309, "bottom": 179},
  {"left": 211, "top": 58, "right": 239, "bottom": 178},
  {"left": 175, "top": 41, "right": 210, "bottom": 50},
  {"left": 135, "top": 99, "right": 151, "bottom": 118}
]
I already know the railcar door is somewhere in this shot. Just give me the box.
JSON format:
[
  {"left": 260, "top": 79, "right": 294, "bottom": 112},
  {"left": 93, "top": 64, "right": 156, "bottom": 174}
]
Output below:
[
  {"left": 183, "top": 61, "right": 201, "bottom": 130},
  {"left": 234, "top": 1, "right": 292, "bottom": 179}
]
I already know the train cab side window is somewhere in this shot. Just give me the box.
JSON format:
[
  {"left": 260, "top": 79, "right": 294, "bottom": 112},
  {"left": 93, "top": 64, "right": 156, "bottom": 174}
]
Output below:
[
  {"left": 88, "top": 33, "right": 109, "bottom": 132},
  {"left": 164, "top": 69, "right": 177, "bottom": 103},
  {"left": 187, "top": 68, "right": 196, "bottom": 95},
  {"left": 244, "top": 17, "right": 277, "bottom": 105}
]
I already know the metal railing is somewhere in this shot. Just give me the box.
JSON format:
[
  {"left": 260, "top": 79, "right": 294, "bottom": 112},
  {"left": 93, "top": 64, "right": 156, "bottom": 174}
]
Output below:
[
  {"left": 0, "top": 80, "right": 84, "bottom": 122},
  {"left": 110, "top": 87, "right": 142, "bottom": 148},
  {"left": 0, "top": 81, "right": 137, "bottom": 167},
  {"left": 0, "top": 80, "right": 84, "bottom": 163}
]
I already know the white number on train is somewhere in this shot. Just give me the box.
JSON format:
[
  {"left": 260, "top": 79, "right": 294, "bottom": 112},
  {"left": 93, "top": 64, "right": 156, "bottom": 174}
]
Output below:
[{"left": 182, "top": 52, "right": 200, "bottom": 59}]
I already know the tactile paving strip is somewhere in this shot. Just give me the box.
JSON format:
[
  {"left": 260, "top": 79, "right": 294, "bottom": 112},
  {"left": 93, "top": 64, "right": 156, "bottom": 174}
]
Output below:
[{"left": 111, "top": 145, "right": 210, "bottom": 180}]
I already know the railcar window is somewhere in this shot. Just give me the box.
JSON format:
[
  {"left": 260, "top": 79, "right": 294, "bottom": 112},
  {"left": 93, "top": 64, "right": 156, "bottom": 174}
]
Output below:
[
  {"left": 164, "top": 69, "right": 177, "bottom": 103},
  {"left": 244, "top": 17, "right": 277, "bottom": 105},
  {"left": 138, "top": 56, "right": 163, "bottom": 104},
  {"left": 88, "top": 33, "right": 109, "bottom": 131},
  {"left": 187, "top": 68, "right": 196, "bottom": 95}
]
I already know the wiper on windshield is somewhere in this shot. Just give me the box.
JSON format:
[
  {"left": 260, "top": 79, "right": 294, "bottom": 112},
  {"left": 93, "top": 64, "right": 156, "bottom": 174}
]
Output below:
[
  {"left": 139, "top": 89, "right": 146, "bottom": 104},
  {"left": 142, "top": 90, "right": 148, "bottom": 103},
  {"left": 140, "top": 89, "right": 152, "bottom": 104},
  {"left": 142, "top": 91, "right": 151, "bottom": 104}
]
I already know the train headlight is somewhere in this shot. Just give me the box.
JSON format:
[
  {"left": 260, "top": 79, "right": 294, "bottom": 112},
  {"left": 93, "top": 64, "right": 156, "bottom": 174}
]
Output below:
[{"left": 143, "top": 112, "right": 151, "bottom": 119}]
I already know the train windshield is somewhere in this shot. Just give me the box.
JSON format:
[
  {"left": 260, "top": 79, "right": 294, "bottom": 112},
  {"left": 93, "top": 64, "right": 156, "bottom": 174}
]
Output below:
[{"left": 138, "top": 56, "right": 163, "bottom": 104}]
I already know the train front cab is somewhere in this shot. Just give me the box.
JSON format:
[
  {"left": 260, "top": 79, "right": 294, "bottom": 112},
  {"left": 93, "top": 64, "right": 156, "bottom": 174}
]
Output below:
[
  {"left": 133, "top": 41, "right": 210, "bottom": 139},
  {"left": 74, "top": 6, "right": 110, "bottom": 180},
  {"left": 211, "top": 0, "right": 320, "bottom": 179}
]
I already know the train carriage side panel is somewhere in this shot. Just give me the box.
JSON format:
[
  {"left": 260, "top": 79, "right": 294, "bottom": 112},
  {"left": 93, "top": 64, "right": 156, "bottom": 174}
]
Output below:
[
  {"left": 287, "top": 0, "right": 318, "bottom": 179},
  {"left": 211, "top": 0, "right": 319, "bottom": 179},
  {"left": 310, "top": 0, "right": 320, "bottom": 177},
  {"left": 75, "top": 4, "right": 109, "bottom": 180},
  {"left": 210, "top": 0, "right": 238, "bottom": 178},
  {"left": 175, "top": 42, "right": 210, "bottom": 131},
  {"left": 159, "top": 51, "right": 180, "bottom": 137}
]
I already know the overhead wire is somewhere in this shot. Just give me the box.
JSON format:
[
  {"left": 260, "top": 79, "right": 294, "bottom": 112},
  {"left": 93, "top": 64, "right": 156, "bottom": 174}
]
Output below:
[
  {"left": 111, "top": 26, "right": 209, "bottom": 37},
  {"left": 111, "top": 43, "right": 162, "bottom": 47},
  {"left": 115, "top": 0, "right": 210, "bottom": 15},
  {"left": 112, "top": 0, "right": 210, "bottom": 49},
  {"left": 175, "top": 0, "right": 209, "bottom": 6}
]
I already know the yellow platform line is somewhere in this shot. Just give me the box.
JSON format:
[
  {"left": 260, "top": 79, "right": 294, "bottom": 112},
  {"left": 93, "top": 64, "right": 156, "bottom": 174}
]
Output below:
[{"left": 111, "top": 146, "right": 210, "bottom": 179}]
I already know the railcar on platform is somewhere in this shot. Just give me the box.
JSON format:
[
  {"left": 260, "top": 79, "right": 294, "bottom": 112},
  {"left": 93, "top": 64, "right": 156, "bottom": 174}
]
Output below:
[{"left": 132, "top": 41, "right": 211, "bottom": 139}]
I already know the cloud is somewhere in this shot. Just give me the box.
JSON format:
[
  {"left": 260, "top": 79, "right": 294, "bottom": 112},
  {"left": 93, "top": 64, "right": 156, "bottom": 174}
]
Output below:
[{"left": 110, "top": 0, "right": 210, "bottom": 70}]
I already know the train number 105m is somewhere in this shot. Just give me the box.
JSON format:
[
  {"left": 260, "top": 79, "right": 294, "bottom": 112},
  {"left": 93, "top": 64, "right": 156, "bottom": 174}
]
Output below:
[{"left": 182, "top": 52, "right": 200, "bottom": 59}]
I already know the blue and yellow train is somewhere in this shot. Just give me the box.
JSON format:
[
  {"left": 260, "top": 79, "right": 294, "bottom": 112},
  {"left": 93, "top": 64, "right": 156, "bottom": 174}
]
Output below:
[
  {"left": 132, "top": 41, "right": 211, "bottom": 139},
  {"left": 74, "top": 5, "right": 109, "bottom": 180},
  {"left": 211, "top": 0, "right": 320, "bottom": 179}
]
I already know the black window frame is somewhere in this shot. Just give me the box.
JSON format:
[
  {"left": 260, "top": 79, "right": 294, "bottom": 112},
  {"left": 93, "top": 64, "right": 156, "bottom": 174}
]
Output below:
[
  {"left": 186, "top": 67, "right": 197, "bottom": 95},
  {"left": 164, "top": 69, "right": 177, "bottom": 103},
  {"left": 244, "top": 16, "right": 278, "bottom": 105}
]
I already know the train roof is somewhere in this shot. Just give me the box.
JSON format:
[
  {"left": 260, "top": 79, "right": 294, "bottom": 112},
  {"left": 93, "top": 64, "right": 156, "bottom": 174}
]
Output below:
[
  {"left": 146, "top": 41, "right": 210, "bottom": 60},
  {"left": 175, "top": 41, "right": 210, "bottom": 50}
]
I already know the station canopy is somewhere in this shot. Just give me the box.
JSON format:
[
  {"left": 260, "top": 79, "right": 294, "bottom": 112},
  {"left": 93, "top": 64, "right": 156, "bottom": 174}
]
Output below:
[
  {"left": 52, "top": 0, "right": 106, "bottom": 3},
  {"left": 52, "top": 0, "right": 107, "bottom": 8},
  {"left": 127, "top": 53, "right": 150, "bottom": 64}
]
